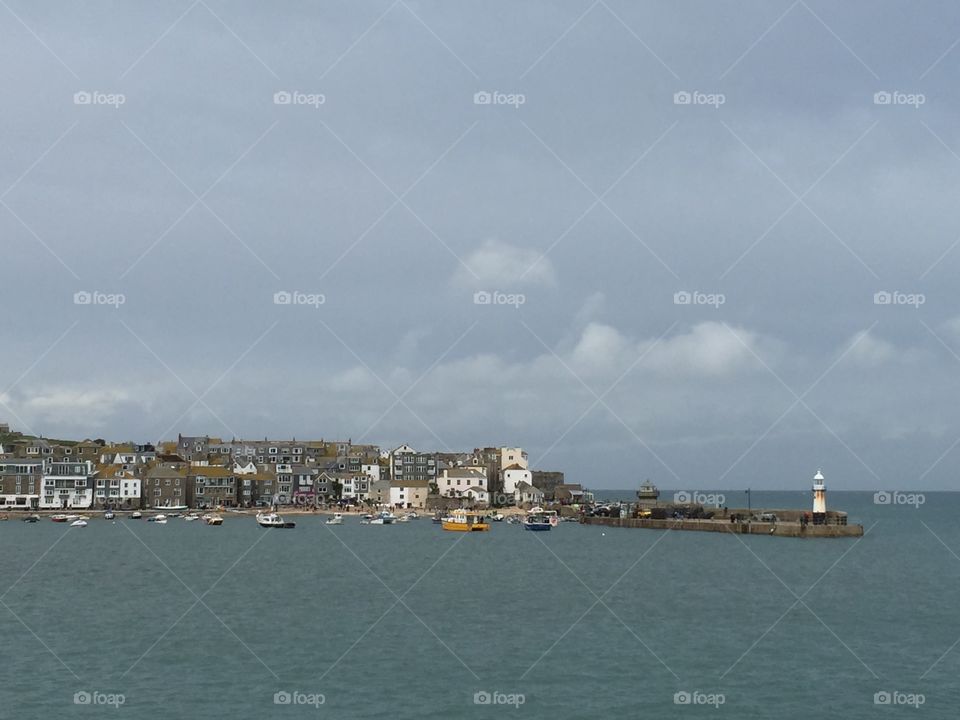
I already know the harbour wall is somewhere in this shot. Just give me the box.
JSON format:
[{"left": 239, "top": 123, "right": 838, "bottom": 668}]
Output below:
[{"left": 582, "top": 516, "right": 864, "bottom": 538}]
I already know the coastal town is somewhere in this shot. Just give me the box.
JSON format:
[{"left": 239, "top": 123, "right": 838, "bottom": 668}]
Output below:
[{"left": 0, "top": 423, "right": 583, "bottom": 514}]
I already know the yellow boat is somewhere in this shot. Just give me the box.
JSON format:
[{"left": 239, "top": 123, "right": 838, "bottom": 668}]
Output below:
[{"left": 441, "top": 510, "right": 490, "bottom": 532}]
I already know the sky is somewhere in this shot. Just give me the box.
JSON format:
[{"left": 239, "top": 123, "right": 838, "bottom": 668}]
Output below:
[{"left": 2, "top": 0, "right": 960, "bottom": 491}]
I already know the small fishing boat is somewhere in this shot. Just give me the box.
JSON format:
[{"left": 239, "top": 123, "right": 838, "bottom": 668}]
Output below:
[
  {"left": 22, "top": 514, "right": 40, "bottom": 523},
  {"left": 183, "top": 514, "right": 200, "bottom": 522},
  {"left": 523, "top": 508, "right": 559, "bottom": 532},
  {"left": 405, "top": 511, "right": 419, "bottom": 520},
  {"left": 442, "top": 509, "right": 490, "bottom": 532},
  {"left": 369, "top": 511, "right": 396, "bottom": 525},
  {"left": 103, "top": 511, "right": 115, "bottom": 520},
  {"left": 70, "top": 519, "right": 87, "bottom": 528},
  {"left": 325, "top": 513, "right": 344, "bottom": 525},
  {"left": 397, "top": 514, "right": 410, "bottom": 523},
  {"left": 148, "top": 514, "right": 168, "bottom": 524},
  {"left": 50, "top": 514, "right": 73, "bottom": 523},
  {"left": 431, "top": 512, "right": 444, "bottom": 524},
  {"left": 488, "top": 513, "right": 504, "bottom": 522},
  {"left": 131, "top": 511, "right": 142, "bottom": 519},
  {"left": 205, "top": 514, "right": 223, "bottom": 526},
  {"left": 359, "top": 513, "right": 373, "bottom": 524},
  {"left": 256, "top": 512, "right": 295, "bottom": 529}
]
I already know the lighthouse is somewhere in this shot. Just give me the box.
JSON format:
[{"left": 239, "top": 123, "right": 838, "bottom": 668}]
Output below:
[{"left": 812, "top": 469, "right": 826, "bottom": 525}]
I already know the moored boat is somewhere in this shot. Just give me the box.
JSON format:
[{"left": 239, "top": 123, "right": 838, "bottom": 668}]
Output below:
[
  {"left": 104, "top": 511, "right": 115, "bottom": 520},
  {"left": 131, "top": 511, "right": 142, "bottom": 519},
  {"left": 256, "top": 512, "right": 295, "bottom": 528},
  {"left": 205, "top": 514, "right": 224, "bottom": 526},
  {"left": 523, "top": 508, "right": 559, "bottom": 531},
  {"left": 442, "top": 510, "right": 490, "bottom": 532},
  {"left": 22, "top": 514, "right": 40, "bottom": 523},
  {"left": 70, "top": 519, "right": 88, "bottom": 527},
  {"left": 325, "top": 513, "right": 344, "bottom": 525}
]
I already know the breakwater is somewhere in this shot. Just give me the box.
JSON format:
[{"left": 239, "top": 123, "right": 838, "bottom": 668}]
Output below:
[{"left": 582, "top": 516, "right": 864, "bottom": 538}]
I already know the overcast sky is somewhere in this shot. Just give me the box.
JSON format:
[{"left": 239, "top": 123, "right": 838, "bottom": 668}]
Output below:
[{"left": 3, "top": 1, "right": 960, "bottom": 490}]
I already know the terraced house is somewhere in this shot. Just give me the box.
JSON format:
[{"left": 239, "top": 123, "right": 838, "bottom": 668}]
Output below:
[
  {"left": 0, "top": 458, "right": 44, "bottom": 510},
  {"left": 145, "top": 463, "right": 188, "bottom": 509},
  {"left": 192, "top": 466, "right": 237, "bottom": 508},
  {"left": 93, "top": 464, "right": 142, "bottom": 509},
  {"left": 40, "top": 460, "right": 96, "bottom": 509}
]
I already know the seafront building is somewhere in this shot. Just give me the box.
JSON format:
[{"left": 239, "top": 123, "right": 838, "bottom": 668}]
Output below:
[{"left": 0, "top": 425, "right": 563, "bottom": 511}]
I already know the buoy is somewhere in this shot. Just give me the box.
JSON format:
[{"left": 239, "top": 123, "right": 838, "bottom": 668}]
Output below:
[{"left": 601, "top": 532, "right": 605, "bottom": 536}]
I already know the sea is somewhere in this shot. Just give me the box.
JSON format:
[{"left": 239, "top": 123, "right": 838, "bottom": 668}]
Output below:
[{"left": 0, "top": 491, "right": 955, "bottom": 719}]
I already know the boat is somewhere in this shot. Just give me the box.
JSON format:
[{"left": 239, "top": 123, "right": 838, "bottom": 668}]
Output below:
[
  {"left": 205, "top": 514, "right": 224, "bottom": 526},
  {"left": 70, "top": 519, "right": 87, "bottom": 527},
  {"left": 148, "top": 514, "right": 167, "bottom": 524},
  {"left": 405, "top": 511, "right": 419, "bottom": 520},
  {"left": 488, "top": 513, "right": 504, "bottom": 522},
  {"left": 431, "top": 512, "right": 444, "bottom": 524},
  {"left": 131, "top": 511, "right": 142, "bottom": 519},
  {"left": 153, "top": 504, "right": 188, "bottom": 512},
  {"left": 22, "top": 515, "right": 40, "bottom": 523},
  {"left": 256, "top": 512, "right": 295, "bottom": 529},
  {"left": 359, "top": 514, "right": 373, "bottom": 525},
  {"left": 441, "top": 510, "right": 490, "bottom": 532},
  {"left": 369, "top": 511, "right": 396, "bottom": 525},
  {"left": 183, "top": 514, "right": 200, "bottom": 522},
  {"left": 397, "top": 514, "right": 410, "bottom": 523},
  {"left": 506, "top": 516, "right": 521, "bottom": 525},
  {"left": 104, "top": 511, "right": 115, "bottom": 520},
  {"left": 325, "top": 513, "right": 344, "bottom": 525},
  {"left": 50, "top": 514, "right": 75, "bottom": 523},
  {"left": 523, "top": 508, "right": 559, "bottom": 532}
]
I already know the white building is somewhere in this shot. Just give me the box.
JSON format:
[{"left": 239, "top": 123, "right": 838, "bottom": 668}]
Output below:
[
  {"left": 438, "top": 466, "right": 487, "bottom": 497},
  {"left": 502, "top": 464, "right": 532, "bottom": 496},
  {"left": 389, "top": 480, "right": 429, "bottom": 509},
  {"left": 40, "top": 460, "right": 96, "bottom": 509},
  {"left": 94, "top": 465, "right": 142, "bottom": 508}
]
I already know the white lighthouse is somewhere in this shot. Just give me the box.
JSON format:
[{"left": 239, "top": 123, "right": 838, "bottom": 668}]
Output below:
[{"left": 812, "top": 469, "right": 826, "bottom": 524}]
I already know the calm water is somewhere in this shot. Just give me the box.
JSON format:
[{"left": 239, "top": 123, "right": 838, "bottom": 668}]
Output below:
[{"left": 1, "top": 492, "right": 957, "bottom": 718}]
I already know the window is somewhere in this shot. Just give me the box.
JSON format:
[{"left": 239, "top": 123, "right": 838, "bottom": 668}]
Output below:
[
  {"left": 269, "top": 448, "right": 278, "bottom": 455},
  {"left": 165, "top": 479, "right": 171, "bottom": 486},
  {"left": 97, "top": 480, "right": 105, "bottom": 488}
]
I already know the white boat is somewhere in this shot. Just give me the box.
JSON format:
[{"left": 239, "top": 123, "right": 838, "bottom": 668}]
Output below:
[
  {"left": 103, "top": 511, "right": 115, "bottom": 520},
  {"left": 131, "top": 511, "right": 142, "bottom": 519},
  {"left": 325, "top": 513, "right": 344, "bottom": 525},
  {"left": 397, "top": 514, "right": 410, "bottom": 523},
  {"left": 148, "top": 514, "right": 168, "bottom": 524},
  {"left": 205, "top": 514, "right": 224, "bottom": 526},
  {"left": 70, "top": 519, "right": 87, "bottom": 527},
  {"left": 369, "top": 511, "right": 396, "bottom": 525},
  {"left": 256, "top": 512, "right": 295, "bottom": 529},
  {"left": 183, "top": 514, "right": 200, "bottom": 522}
]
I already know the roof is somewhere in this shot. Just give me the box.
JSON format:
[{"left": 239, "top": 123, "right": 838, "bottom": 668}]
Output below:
[
  {"left": 147, "top": 465, "right": 188, "bottom": 479},
  {"left": 444, "top": 467, "right": 486, "bottom": 478},
  {"left": 515, "top": 481, "right": 542, "bottom": 494},
  {"left": 390, "top": 479, "right": 430, "bottom": 488},
  {"left": 190, "top": 466, "right": 234, "bottom": 478}
]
